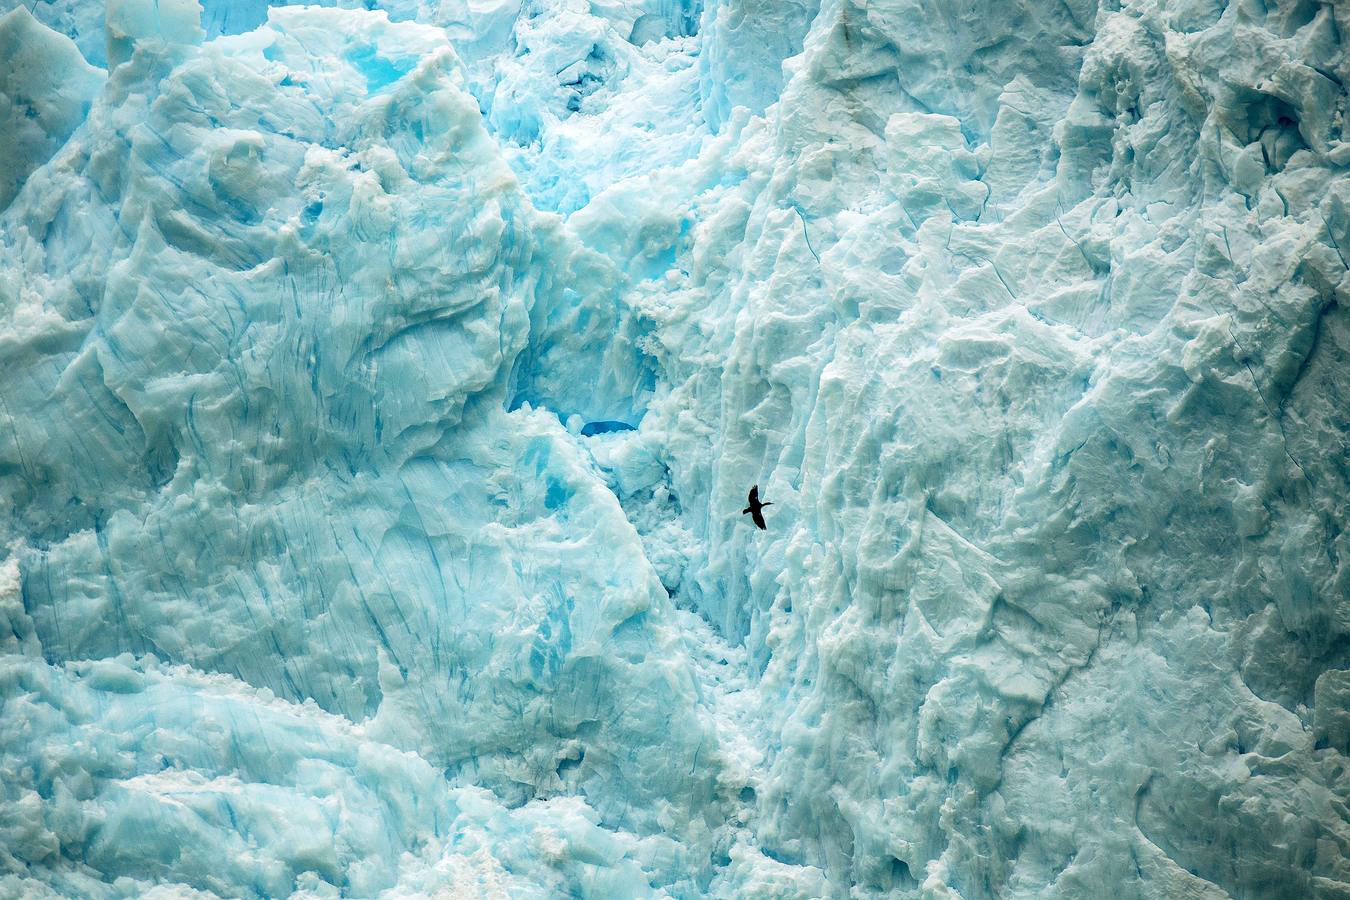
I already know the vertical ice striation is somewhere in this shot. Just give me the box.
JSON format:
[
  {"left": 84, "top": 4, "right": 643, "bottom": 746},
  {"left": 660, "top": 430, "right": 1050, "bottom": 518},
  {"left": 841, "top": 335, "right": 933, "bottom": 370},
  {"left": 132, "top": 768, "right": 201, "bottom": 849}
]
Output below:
[{"left": 1, "top": 0, "right": 1348, "bottom": 897}]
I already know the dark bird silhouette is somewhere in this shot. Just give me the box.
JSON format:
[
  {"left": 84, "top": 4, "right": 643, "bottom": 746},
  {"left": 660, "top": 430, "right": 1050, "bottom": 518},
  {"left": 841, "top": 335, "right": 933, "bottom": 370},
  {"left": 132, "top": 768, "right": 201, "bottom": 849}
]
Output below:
[{"left": 743, "top": 485, "right": 772, "bottom": 530}]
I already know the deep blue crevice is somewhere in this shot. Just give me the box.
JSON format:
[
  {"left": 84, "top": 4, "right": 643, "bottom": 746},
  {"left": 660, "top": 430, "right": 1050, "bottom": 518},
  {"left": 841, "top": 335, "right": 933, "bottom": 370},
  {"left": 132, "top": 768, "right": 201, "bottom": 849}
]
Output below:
[{"left": 580, "top": 420, "right": 636, "bottom": 436}]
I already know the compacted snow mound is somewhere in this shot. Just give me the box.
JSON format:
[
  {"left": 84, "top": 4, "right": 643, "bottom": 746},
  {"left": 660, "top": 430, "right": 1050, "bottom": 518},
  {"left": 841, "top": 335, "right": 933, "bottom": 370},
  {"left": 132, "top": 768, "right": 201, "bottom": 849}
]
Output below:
[{"left": 1, "top": 0, "right": 1347, "bottom": 897}]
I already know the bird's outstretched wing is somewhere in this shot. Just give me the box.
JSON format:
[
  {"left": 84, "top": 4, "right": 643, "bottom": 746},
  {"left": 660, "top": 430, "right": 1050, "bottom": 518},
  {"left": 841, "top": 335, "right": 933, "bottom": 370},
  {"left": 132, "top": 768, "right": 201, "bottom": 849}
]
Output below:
[
  {"left": 748, "top": 485, "right": 759, "bottom": 506},
  {"left": 751, "top": 507, "right": 767, "bottom": 530}
]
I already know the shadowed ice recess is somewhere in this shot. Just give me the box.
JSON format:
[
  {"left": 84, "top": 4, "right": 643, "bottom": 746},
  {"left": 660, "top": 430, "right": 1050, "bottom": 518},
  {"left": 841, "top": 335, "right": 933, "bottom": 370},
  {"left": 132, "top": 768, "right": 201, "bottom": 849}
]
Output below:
[{"left": 0, "top": 0, "right": 1347, "bottom": 896}]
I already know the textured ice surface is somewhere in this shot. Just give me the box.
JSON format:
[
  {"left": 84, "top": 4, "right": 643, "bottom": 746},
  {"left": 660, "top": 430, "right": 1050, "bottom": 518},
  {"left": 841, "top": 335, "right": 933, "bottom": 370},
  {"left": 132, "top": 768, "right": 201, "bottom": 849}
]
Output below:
[
  {"left": 0, "top": 6, "right": 102, "bottom": 211},
  {"left": 1, "top": 0, "right": 1348, "bottom": 896}
]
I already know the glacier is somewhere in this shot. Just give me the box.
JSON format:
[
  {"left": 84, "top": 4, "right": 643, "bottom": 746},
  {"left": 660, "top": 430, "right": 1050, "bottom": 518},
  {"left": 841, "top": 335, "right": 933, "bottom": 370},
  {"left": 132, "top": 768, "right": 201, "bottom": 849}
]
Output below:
[{"left": 0, "top": 0, "right": 1347, "bottom": 896}]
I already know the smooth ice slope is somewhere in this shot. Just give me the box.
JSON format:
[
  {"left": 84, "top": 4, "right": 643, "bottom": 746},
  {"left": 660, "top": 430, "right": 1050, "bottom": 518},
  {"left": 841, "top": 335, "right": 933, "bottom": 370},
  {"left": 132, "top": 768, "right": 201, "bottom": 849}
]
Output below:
[{"left": 1, "top": 0, "right": 1349, "bottom": 897}]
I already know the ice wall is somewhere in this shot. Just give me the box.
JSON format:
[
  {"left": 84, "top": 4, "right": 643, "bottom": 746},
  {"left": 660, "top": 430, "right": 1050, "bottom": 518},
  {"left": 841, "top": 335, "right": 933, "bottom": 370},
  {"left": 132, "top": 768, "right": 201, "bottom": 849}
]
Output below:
[
  {"left": 1, "top": 0, "right": 1348, "bottom": 897},
  {"left": 616, "top": 0, "right": 1350, "bottom": 894},
  {"left": 0, "top": 5, "right": 729, "bottom": 896}
]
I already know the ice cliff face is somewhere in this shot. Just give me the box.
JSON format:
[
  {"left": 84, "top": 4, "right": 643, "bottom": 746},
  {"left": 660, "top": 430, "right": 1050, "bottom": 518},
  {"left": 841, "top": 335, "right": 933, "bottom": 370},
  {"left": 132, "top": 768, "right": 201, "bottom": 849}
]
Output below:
[{"left": 1, "top": 0, "right": 1347, "bottom": 897}]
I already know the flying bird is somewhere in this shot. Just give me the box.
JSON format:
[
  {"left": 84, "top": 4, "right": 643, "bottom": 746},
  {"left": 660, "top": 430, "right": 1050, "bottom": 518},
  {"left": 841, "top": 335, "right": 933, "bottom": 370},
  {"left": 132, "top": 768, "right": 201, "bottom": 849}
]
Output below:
[{"left": 743, "top": 485, "right": 772, "bottom": 530}]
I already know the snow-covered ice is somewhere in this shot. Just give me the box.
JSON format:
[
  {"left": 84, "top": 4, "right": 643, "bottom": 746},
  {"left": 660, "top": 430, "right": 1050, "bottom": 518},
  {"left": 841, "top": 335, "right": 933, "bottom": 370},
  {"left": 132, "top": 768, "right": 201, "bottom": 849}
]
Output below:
[{"left": 0, "top": 0, "right": 1347, "bottom": 896}]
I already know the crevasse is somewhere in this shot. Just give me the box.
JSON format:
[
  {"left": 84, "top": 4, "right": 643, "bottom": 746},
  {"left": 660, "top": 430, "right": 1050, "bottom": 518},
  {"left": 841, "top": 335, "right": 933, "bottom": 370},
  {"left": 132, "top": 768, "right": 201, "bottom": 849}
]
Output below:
[{"left": 0, "top": 0, "right": 1347, "bottom": 897}]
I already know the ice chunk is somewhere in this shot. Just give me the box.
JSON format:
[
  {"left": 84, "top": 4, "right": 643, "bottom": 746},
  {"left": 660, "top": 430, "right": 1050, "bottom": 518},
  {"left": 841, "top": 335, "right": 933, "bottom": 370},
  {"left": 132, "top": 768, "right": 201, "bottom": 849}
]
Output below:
[
  {"left": 0, "top": 0, "right": 107, "bottom": 67},
  {"left": 0, "top": 7, "right": 103, "bottom": 210},
  {"left": 698, "top": 0, "right": 819, "bottom": 131},
  {"left": 105, "top": 0, "right": 204, "bottom": 68}
]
